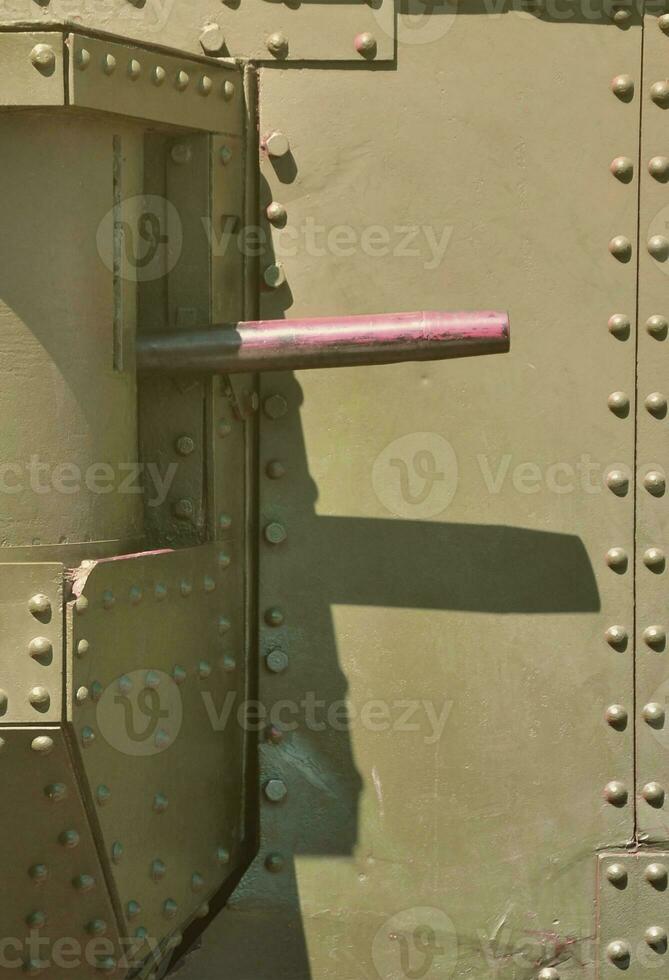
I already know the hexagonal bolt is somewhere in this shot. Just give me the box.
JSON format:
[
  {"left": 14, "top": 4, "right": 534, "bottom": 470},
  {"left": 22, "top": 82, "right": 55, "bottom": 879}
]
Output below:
[
  {"left": 262, "top": 131, "right": 291, "bottom": 158},
  {"left": 200, "top": 24, "right": 227, "bottom": 55},
  {"left": 264, "top": 522, "right": 288, "bottom": 546},
  {"left": 263, "top": 394, "right": 288, "bottom": 420}
]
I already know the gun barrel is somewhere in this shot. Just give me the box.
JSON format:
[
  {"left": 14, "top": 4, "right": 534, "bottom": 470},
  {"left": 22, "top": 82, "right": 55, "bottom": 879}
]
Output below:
[{"left": 136, "top": 310, "right": 509, "bottom": 375}]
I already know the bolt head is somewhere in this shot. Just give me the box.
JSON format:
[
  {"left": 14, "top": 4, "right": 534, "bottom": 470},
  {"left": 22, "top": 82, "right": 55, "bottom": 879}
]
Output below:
[
  {"left": 200, "top": 24, "right": 226, "bottom": 55},
  {"left": 604, "top": 780, "right": 628, "bottom": 805},
  {"left": 266, "top": 649, "right": 289, "bottom": 673},
  {"left": 170, "top": 143, "right": 192, "bottom": 166},
  {"left": 651, "top": 79, "right": 669, "bottom": 105},
  {"left": 263, "top": 131, "right": 290, "bottom": 158},
  {"left": 264, "top": 778, "right": 288, "bottom": 803},
  {"left": 642, "top": 781, "right": 665, "bottom": 805},
  {"left": 645, "top": 925, "right": 667, "bottom": 948},
  {"left": 266, "top": 460, "right": 286, "bottom": 479},
  {"left": 265, "top": 606, "right": 285, "bottom": 627},
  {"left": 605, "top": 862, "right": 628, "bottom": 885},
  {"left": 643, "top": 702, "right": 665, "bottom": 725},
  {"left": 267, "top": 32, "right": 289, "bottom": 57},
  {"left": 264, "top": 394, "right": 288, "bottom": 420},
  {"left": 608, "top": 314, "right": 630, "bottom": 339},
  {"left": 199, "top": 74, "right": 213, "bottom": 96},
  {"left": 609, "top": 156, "right": 633, "bottom": 181},
  {"left": 30, "top": 44, "right": 56, "bottom": 73},
  {"left": 59, "top": 830, "right": 80, "bottom": 850},
  {"left": 264, "top": 522, "right": 288, "bottom": 546},
  {"left": 606, "top": 940, "right": 630, "bottom": 963}
]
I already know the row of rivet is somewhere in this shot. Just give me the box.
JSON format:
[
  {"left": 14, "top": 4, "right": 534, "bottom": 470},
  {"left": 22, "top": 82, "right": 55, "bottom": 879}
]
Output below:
[
  {"left": 199, "top": 22, "right": 377, "bottom": 60},
  {"left": 603, "top": 862, "right": 669, "bottom": 964}
]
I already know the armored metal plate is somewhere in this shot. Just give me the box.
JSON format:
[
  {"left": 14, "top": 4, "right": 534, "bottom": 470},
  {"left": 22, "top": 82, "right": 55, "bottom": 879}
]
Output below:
[
  {"left": 635, "top": 9, "right": 669, "bottom": 844},
  {"left": 0, "top": 726, "right": 123, "bottom": 977},
  {"left": 0, "top": 31, "right": 64, "bottom": 106},
  {"left": 67, "top": 546, "right": 247, "bottom": 950},
  {"left": 68, "top": 34, "right": 242, "bottom": 135},
  {"left": 597, "top": 852, "right": 669, "bottom": 977},
  {"left": 0, "top": 564, "right": 63, "bottom": 723}
]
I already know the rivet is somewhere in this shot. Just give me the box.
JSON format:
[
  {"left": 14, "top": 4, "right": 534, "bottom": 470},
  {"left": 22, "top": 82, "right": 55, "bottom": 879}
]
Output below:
[
  {"left": 642, "top": 781, "right": 665, "bottom": 805},
  {"left": 267, "top": 202, "right": 287, "bottom": 224},
  {"left": 173, "top": 499, "right": 194, "bottom": 524},
  {"left": 604, "top": 780, "right": 628, "bottom": 805},
  {"left": 30, "top": 43, "right": 56, "bottom": 73},
  {"left": 608, "top": 314, "right": 630, "bottom": 339},
  {"left": 217, "top": 847, "right": 230, "bottom": 865},
  {"left": 172, "top": 665, "right": 187, "bottom": 685},
  {"left": 645, "top": 391, "right": 667, "bottom": 416},
  {"left": 355, "top": 31, "right": 377, "bottom": 56},
  {"left": 127, "top": 900, "right": 141, "bottom": 919},
  {"left": 96, "top": 785, "right": 111, "bottom": 806},
  {"left": 145, "top": 670, "right": 161, "bottom": 690},
  {"left": 86, "top": 920, "right": 107, "bottom": 937},
  {"left": 220, "top": 145, "right": 233, "bottom": 166},
  {"left": 266, "top": 31, "right": 289, "bottom": 58},
  {"left": 265, "top": 853, "right": 285, "bottom": 873},
  {"left": 218, "top": 551, "right": 231, "bottom": 569},
  {"left": 75, "top": 597, "right": 88, "bottom": 617},
  {"left": 76, "top": 638, "right": 90, "bottom": 658},
  {"left": 23, "top": 960, "right": 44, "bottom": 976},
  {"left": 117, "top": 675, "right": 132, "bottom": 696},
  {"left": 266, "top": 724, "right": 284, "bottom": 745},
  {"left": 102, "top": 590, "right": 115, "bottom": 610},
  {"left": 608, "top": 391, "right": 630, "bottom": 415},
  {"left": 606, "top": 940, "right": 630, "bottom": 963},
  {"left": 645, "top": 862, "right": 668, "bottom": 885},
  {"left": 153, "top": 793, "right": 169, "bottom": 814},
  {"left": 264, "top": 606, "right": 285, "bottom": 627},
  {"left": 134, "top": 927, "right": 148, "bottom": 942},
  {"left": 648, "top": 235, "right": 669, "bottom": 259},
  {"left": 646, "top": 314, "right": 668, "bottom": 338},
  {"left": 198, "top": 660, "right": 212, "bottom": 679},
  {"left": 537, "top": 970, "right": 559, "bottom": 980},
  {"left": 0, "top": 689, "right": 8, "bottom": 716},
  {"left": 611, "top": 74, "right": 634, "bottom": 98},
  {"left": 76, "top": 48, "right": 91, "bottom": 70},
  {"left": 605, "top": 863, "right": 628, "bottom": 885},
  {"left": 28, "top": 636, "right": 52, "bottom": 664},
  {"left": 263, "top": 263, "right": 287, "bottom": 289},
  {"left": 26, "top": 911, "right": 46, "bottom": 928},
  {"left": 608, "top": 235, "right": 632, "bottom": 261},
  {"left": 204, "top": 576, "right": 216, "bottom": 593},
  {"left": 199, "top": 75, "right": 213, "bottom": 96},
  {"left": 30, "top": 736, "right": 54, "bottom": 755},
  {"left": 175, "top": 70, "right": 190, "bottom": 91},
  {"left": 58, "top": 829, "right": 80, "bottom": 849},
  {"left": 163, "top": 899, "right": 178, "bottom": 919},
  {"left": 129, "top": 586, "right": 142, "bottom": 605},
  {"left": 605, "top": 704, "right": 627, "bottom": 728},
  {"left": 263, "top": 394, "right": 288, "bottom": 420},
  {"left": 264, "top": 522, "right": 287, "bottom": 545},
  {"left": 175, "top": 435, "right": 195, "bottom": 456},
  {"left": 191, "top": 872, "right": 205, "bottom": 892},
  {"left": 648, "top": 156, "right": 669, "bottom": 180},
  {"left": 73, "top": 873, "right": 95, "bottom": 892},
  {"left": 200, "top": 24, "right": 226, "bottom": 55},
  {"left": 128, "top": 59, "right": 141, "bottom": 80},
  {"left": 81, "top": 727, "right": 95, "bottom": 748},
  {"left": 218, "top": 419, "right": 233, "bottom": 437},
  {"left": 644, "top": 702, "right": 665, "bottom": 725},
  {"left": 180, "top": 580, "right": 193, "bottom": 597},
  {"left": 29, "top": 864, "right": 48, "bottom": 883},
  {"left": 0, "top": 737, "right": 5, "bottom": 752},
  {"left": 606, "top": 548, "right": 628, "bottom": 572},
  {"left": 606, "top": 470, "right": 629, "bottom": 495},
  {"left": 152, "top": 65, "right": 166, "bottom": 85},
  {"left": 643, "top": 547, "right": 665, "bottom": 571},
  {"left": 219, "top": 513, "right": 232, "bottom": 531},
  {"left": 102, "top": 53, "right": 117, "bottom": 75},
  {"left": 609, "top": 156, "right": 634, "bottom": 181},
  {"left": 222, "top": 655, "right": 236, "bottom": 672},
  {"left": 223, "top": 80, "right": 235, "bottom": 100},
  {"left": 29, "top": 687, "right": 50, "bottom": 712},
  {"left": 151, "top": 859, "right": 166, "bottom": 881},
  {"left": 218, "top": 616, "right": 231, "bottom": 634},
  {"left": 612, "top": 6, "right": 631, "bottom": 23},
  {"left": 95, "top": 957, "right": 116, "bottom": 973},
  {"left": 155, "top": 729, "right": 170, "bottom": 750},
  {"left": 196, "top": 903, "right": 210, "bottom": 919},
  {"left": 262, "top": 131, "right": 290, "bottom": 158},
  {"left": 266, "top": 460, "right": 286, "bottom": 480},
  {"left": 264, "top": 778, "right": 288, "bottom": 803},
  {"left": 643, "top": 625, "right": 666, "bottom": 649},
  {"left": 155, "top": 583, "right": 167, "bottom": 601},
  {"left": 28, "top": 594, "right": 51, "bottom": 617},
  {"left": 111, "top": 841, "right": 123, "bottom": 864},
  {"left": 644, "top": 471, "right": 666, "bottom": 496},
  {"left": 645, "top": 925, "right": 667, "bottom": 949},
  {"left": 266, "top": 649, "right": 289, "bottom": 674},
  {"left": 44, "top": 783, "right": 67, "bottom": 802},
  {"left": 651, "top": 80, "right": 669, "bottom": 105}
]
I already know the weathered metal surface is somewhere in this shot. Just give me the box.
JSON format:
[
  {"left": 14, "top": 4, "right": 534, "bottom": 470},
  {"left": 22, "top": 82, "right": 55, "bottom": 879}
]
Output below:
[
  {"left": 635, "top": 7, "right": 669, "bottom": 846},
  {"left": 67, "top": 545, "right": 248, "bottom": 955},
  {"left": 137, "top": 311, "right": 510, "bottom": 375},
  {"left": 597, "top": 851, "right": 669, "bottom": 977},
  {"left": 0, "top": 726, "right": 124, "bottom": 977},
  {"left": 0, "top": 31, "right": 65, "bottom": 106},
  {"left": 0, "top": 2, "right": 394, "bottom": 63},
  {"left": 0, "top": 564, "right": 63, "bottom": 723},
  {"left": 180, "top": 8, "right": 642, "bottom": 980}
]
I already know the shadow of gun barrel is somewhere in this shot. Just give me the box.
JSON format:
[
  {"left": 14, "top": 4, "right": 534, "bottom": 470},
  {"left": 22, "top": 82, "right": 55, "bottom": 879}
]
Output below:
[{"left": 136, "top": 310, "right": 510, "bottom": 375}]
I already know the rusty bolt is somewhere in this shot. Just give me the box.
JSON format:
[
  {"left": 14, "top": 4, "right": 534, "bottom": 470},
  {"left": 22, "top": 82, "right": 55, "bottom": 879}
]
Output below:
[
  {"left": 267, "top": 32, "right": 289, "bottom": 58},
  {"left": 263, "top": 131, "right": 290, "bottom": 158},
  {"left": 200, "top": 24, "right": 226, "bottom": 55}
]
